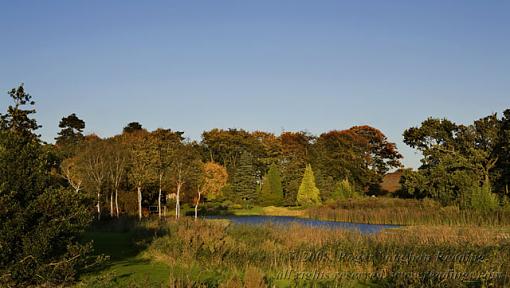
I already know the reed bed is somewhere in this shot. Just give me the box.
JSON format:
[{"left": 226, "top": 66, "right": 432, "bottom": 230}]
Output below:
[
  {"left": 144, "top": 219, "right": 510, "bottom": 287},
  {"left": 307, "top": 198, "right": 510, "bottom": 226}
]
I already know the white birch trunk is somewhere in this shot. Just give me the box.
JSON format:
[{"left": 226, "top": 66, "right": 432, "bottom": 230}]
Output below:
[
  {"left": 194, "top": 191, "right": 201, "bottom": 220},
  {"left": 115, "top": 188, "right": 119, "bottom": 218},
  {"left": 175, "top": 183, "right": 181, "bottom": 219},
  {"left": 97, "top": 189, "right": 101, "bottom": 221},
  {"left": 110, "top": 192, "right": 114, "bottom": 217},
  {"left": 138, "top": 186, "right": 142, "bottom": 220},
  {"left": 158, "top": 173, "right": 162, "bottom": 219}
]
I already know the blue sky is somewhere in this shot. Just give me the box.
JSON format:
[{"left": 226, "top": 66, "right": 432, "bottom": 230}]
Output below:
[{"left": 1, "top": 1, "right": 509, "bottom": 168}]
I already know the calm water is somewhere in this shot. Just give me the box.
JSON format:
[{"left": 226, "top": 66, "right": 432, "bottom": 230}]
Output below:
[{"left": 205, "top": 215, "right": 399, "bottom": 234}]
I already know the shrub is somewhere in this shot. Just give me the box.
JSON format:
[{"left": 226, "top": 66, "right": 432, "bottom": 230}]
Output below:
[
  {"left": 331, "top": 178, "right": 359, "bottom": 200},
  {"left": 471, "top": 182, "right": 499, "bottom": 212}
]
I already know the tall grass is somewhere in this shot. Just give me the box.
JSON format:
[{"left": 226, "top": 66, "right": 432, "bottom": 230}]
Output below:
[
  {"left": 307, "top": 198, "right": 510, "bottom": 226},
  {"left": 144, "top": 219, "right": 510, "bottom": 287}
]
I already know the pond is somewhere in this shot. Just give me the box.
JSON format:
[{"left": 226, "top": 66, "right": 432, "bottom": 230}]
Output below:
[{"left": 205, "top": 215, "right": 399, "bottom": 234}]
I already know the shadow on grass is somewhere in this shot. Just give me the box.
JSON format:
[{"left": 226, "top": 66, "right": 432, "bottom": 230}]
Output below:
[
  {"left": 78, "top": 216, "right": 170, "bottom": 286},
  {"left": 183, "top": 203, "right": 237, "bottom": 217}
]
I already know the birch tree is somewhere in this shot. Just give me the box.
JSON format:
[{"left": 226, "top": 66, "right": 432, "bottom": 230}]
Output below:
[
  {"left": 61, "top": 156, "right": 83, "bottom": 193},
  {"left": 77, "top": 135, "right": 107, "bottom": 220},
  {"left": 106, "top": 137, "right": 128, "bottom": 218},
  {"left": 124, "top": 130, "right": 154, "bottom": 220},
  {"left": 169, "top": 142, "right": 200, "bottom": 219},
  {"left": 150, "top": 129, "right": 183, "bottom": 218}
]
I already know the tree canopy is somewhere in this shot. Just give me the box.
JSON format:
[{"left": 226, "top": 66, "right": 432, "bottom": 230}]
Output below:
[{"left": 401, "top": 110, "right": 510, "bottom": 208}]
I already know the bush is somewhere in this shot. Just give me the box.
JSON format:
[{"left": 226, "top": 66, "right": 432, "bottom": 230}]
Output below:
[
  {"left": 471, "top": 182, "right": 499, "bottom": 212},
  {"left": 331, "top": 179, "right": 359, "bottom": 200}
]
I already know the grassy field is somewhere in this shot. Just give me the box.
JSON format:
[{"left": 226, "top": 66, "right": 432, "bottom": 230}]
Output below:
[
  {"left": 75, "top": 198, "right": 510, "bottom": 287},
  {"left": 76, "top": 216, "right": 510, "bottom": 288},
  {"left": 76, "top": 220, "right": 171, "bottom": 288}
]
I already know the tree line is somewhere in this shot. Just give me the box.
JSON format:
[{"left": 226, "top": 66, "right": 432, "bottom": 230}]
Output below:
[
  {"left": 400, "top": 111, "right": 510, "bottom": 211},
  {"left": 53, "top": 113, "right": 403, "bottom": 220}
]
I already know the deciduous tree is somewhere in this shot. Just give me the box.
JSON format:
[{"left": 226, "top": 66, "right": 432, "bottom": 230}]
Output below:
[
  {"left": 193, "top": 162, "right": 228, "bottom": 218},
  {"left": 77, "top": 136, "right": 108, "bottom": 220},
  {"left": 124, "top": 130, "right": 155, "bottom": 220},
  {"left": 168, "top": 142, "right": 201, "bottom": 219},
  {"left": 150, "top": 129, "right": 183, "bottom": 218},
  {"left": 105, "top": 137, "right": 129, "bottom": 218}
]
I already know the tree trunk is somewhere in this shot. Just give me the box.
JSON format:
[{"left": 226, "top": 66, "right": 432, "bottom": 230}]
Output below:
[
  {"left": 194, "top": 191, "right": 201, "bottom": 220},
  {"left": 158, "top": 173, "right": 162, "bottom": 219},
  {"left": 115, "top": 187, "right": 119, "bottom": 218},
  {"left": 110, "top": 192, "right": 114, "bottom": 218},
  {"left": 97, "top": 189, "right": 101, "bottom": 221},
  {"left": 137, "top": 186, "right": 142, "bottom": 221},
  {"left": 175, "top": 183, "right": 181, "bottom": 220}
]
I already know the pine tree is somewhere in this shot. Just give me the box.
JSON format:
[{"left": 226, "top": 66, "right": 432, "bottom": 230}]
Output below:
[
  {"left": 0, "top": 85, "right": 95, "bottom": 285},
  {"left": 259, "top": 163, "right": 283, "bottom": 206},
  {"left": 233, "top": 151, "right": 258, "bottom": 205},
  {"left": 297, "top": 164, "right": 321, "bottom": 206},
  {"left": 55, "top": 113, "right": 85, "bottom": 147}
]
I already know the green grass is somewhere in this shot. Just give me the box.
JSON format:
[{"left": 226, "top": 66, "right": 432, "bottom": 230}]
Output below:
[{"left": 77, "top": 228, "right": 170, "bottom": 287}]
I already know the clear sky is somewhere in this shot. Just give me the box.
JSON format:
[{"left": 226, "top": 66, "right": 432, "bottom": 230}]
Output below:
[{"left": 1, "top": 1, "right": 509, "bottom": 168}]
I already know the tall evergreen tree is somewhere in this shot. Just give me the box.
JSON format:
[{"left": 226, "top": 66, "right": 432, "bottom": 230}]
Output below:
[
  {"left": 233, "top": 151, "right": 258, "bottom": 204},
  {"left": 259, "top": 163, "right": 283, "bottom": 206},
  {"left": 297, "top": 164, "right": 321, "bottom": 206},
  {"left": 0, "top": 85, "right": 94, "bottom": 286},
  {"left": 279, "top": 131, "right": 312, "bottom": 205},
  {"left": 55, "top": 113, "right": 85, "bottom": 147}
]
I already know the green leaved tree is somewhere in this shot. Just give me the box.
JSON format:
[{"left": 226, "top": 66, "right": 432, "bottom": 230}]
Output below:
[
  {"left": 55, "top": 113, "right": 85, "bottom": 149},
  {"left": 297, "top": 164, "right": 321, "bottom": 206},
  {"left": 0, "top": 84, "right": 96, "bottom": 286},
  {"left": 331, "top": 178, "right": 359, "bottom": 201},
  {"left": 471, "top": 181, "right": 499, "bottom": 212},
  {"left": 259, "top": 163, "right": 283, "bottom": 206},
  {"left": 233, "top": 151, "right": 258, "bottom": 205}
]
